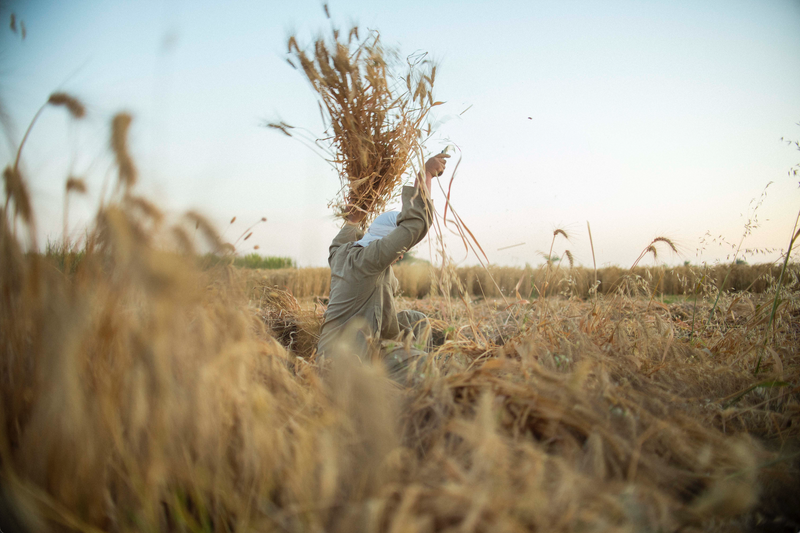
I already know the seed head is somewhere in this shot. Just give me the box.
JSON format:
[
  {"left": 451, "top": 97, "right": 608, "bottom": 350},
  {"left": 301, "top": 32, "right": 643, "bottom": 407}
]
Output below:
[
  {"left": 652, "top": 236, "right": 678, "bottom": 254},
  {"left": 554, "top": 228, "right": 570, "bottom": 240},
  {"left": 66, "top": 177, "right": 87, "bottom": 194},
  {"left": 48, "top": 93, "right": 86, "bottom": 119},
  {"left": 564, "top": 250, "right": 574, "bottom": 269},
  {"left": 3, "top": 166, "right": 32, "bottom": 223},
  {"left": 111, "top": 113, "right": 137, "bottom": 189}
]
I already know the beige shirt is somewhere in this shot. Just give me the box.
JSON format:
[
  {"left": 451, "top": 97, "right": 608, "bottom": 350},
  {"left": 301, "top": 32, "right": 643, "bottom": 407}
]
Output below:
[{"left": 317, "top": 185, "right": 433, "bottom": 358}]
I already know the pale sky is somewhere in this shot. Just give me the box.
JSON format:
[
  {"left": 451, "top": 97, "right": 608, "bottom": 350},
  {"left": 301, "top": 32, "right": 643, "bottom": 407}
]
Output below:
[{"left": 1, "top": 0, "right": 798, "bottom": 268}]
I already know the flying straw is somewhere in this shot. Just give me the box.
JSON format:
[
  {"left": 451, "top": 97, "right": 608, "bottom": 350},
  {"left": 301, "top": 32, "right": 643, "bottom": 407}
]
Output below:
[{"left": 498, "top": 243, "right": 525, "bottom": 251}]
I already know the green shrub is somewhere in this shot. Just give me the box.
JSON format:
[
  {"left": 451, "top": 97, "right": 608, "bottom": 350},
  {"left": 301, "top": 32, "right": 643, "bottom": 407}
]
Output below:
[{"left": 234, "top": 253, "right": 296, "bottom": 270}]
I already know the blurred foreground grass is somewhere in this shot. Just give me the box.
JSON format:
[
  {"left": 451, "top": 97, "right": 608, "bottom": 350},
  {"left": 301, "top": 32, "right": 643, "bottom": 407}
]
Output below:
[
  {"left": 6, "top": 200, "right": 798, "bottom": 531},
  {"left": 3, "top": 101, "right": 799, "bottom": 532}
]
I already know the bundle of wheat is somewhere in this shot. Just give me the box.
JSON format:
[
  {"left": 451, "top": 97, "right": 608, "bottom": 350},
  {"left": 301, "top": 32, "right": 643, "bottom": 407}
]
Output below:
[
  {"left": 255, "top": 285, "right": 321, "bottom": 358},
  {"left": 270, "top": 22, "right": 439, "bottom": 225}
]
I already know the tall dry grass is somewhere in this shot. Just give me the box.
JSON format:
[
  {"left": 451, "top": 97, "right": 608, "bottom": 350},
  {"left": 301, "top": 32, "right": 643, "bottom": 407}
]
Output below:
[{"left": 2, "top": 98, "right": 799, "bottom": 532}]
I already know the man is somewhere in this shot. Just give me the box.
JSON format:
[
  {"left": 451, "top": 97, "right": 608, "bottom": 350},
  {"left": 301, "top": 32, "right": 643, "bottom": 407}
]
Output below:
[{"left": 317, "top": 154, "right": 449, "bottom": 379}]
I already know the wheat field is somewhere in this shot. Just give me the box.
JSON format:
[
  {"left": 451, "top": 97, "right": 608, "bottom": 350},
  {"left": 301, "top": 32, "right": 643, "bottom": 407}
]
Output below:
[
  {"left": 2, "top": 83, "right": 799, "bottom": 532},
  {"left": 244, "top": 261, "right": 788, "bottom": 300}
]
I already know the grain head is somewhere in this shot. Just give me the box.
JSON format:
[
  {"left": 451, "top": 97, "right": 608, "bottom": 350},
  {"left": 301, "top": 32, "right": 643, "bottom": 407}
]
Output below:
[
  {"left": 47, "top": 93, "right": 86, "bottom": 119},
  {"left": 111, "top": 112, "right": 136, "bottom": 190},
  {"left": 3, "top": 165, "right": 32, "bottom": 224},
  {"left": 65, "top": 176, "right": 87, "bottom": 194}
]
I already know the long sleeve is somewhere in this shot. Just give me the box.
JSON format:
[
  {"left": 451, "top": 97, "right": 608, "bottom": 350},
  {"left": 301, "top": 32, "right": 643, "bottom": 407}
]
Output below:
[
  {"left": 328, "top": 223, "right": 363, "bottom": 266},
  {"left": 318, "top": 186, "right": 433, "bottom": 357},
  {"left": 354, "top": 186, "right": 433, "bottom": 275}
]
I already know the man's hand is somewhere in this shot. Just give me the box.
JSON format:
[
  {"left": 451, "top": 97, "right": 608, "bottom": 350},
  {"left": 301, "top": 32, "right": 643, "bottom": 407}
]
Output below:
[
  {"left": 417, "top": 153, "right": 450, "bottom": 193},
  {"left": 345, "top": 203, "right": 366, "bottom": 224},
  {"left": 425, "top": 153, "right": 450, "bottom": 178}
]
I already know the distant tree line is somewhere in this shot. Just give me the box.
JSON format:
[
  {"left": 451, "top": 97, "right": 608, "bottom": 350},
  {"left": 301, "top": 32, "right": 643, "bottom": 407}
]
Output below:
[{"left": 204, "top": 253, "right": 297, "bottom": 270}]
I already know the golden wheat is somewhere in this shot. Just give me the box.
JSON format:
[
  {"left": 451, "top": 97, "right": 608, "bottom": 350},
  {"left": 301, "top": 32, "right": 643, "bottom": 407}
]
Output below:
[
  {"left": 271, "top": 22, "right": 438, "bottom": 225},
  {"left": 47, "top": 93, "right": 86, "bottom": 119},
  {"left": 111, "top": 112, "right": 136, "bottom": 190},
  {"left": 2, "top": 84, "right": 798, "bottom": 533}
]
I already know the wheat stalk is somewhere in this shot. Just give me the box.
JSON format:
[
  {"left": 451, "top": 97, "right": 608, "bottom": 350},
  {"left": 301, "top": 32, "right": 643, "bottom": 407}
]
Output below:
[{"left": 270, "top": 24, "right": 439, "bottom": 225}]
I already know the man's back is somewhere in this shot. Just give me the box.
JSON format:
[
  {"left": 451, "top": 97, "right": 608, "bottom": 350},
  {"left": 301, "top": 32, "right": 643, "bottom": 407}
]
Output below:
[{"left": 317, "top": 185, "right": 433, "bottom": 359}]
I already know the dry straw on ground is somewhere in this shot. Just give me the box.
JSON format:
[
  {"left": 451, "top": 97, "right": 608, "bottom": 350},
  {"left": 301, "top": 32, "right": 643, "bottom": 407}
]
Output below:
[
  {"left": 269, "top": 18, "right": 439, "bottom": 225},
  {"left": 255, "top": 286, "right": 322, "bottom": 359}
]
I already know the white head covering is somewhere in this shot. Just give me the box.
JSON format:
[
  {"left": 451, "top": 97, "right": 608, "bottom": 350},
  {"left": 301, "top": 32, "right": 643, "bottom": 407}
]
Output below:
[{"left": 355, "top": 211, "right": 398, "bottom": 247}]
